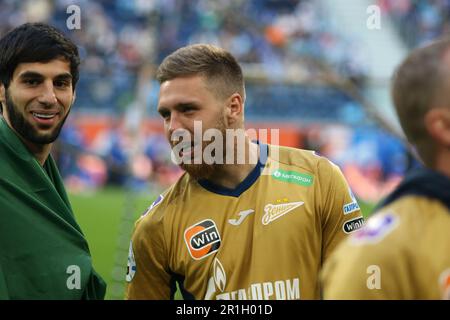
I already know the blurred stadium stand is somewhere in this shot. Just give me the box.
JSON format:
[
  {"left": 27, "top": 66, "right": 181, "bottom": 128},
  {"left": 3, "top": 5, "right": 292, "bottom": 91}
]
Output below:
[
  {"left": 378, "top": 0, "right": 450, "bottom": 48},
  {"left": 0, "top": 0, "right": 427, "bottom": 202}
]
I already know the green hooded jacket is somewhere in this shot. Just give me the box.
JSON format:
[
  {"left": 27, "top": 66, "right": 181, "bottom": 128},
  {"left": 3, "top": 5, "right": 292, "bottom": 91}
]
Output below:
[{"left": 0, "top": 117, "right": 106, "bottom": 299}]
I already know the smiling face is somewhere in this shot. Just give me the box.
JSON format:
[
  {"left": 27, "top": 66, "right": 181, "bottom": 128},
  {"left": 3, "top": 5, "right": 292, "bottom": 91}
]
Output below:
[
  {"left": 0, "top": 58, "right": 75, "bottom": 145},
  {"left": 157, "top": 75, "right": 228, "bottom": 179}
]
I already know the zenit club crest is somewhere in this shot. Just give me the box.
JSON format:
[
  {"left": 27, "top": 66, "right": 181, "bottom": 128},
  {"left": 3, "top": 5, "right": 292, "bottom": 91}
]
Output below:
[{"left": 184, "top": 219, "right": 221, "bottom": 260}]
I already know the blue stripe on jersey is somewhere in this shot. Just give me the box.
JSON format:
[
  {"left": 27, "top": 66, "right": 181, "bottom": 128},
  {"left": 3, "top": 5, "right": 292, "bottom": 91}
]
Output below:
[{"left": 198, "top": 143, "right": 268, "bottom": 197}]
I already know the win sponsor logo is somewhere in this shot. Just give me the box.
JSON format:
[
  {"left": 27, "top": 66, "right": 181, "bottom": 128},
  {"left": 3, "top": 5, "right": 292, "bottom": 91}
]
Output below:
[
  {"left": 184, "top": 219, "right": 221, "bottom": 260},
  {"left": 343, "top": 217, "right": 365, "bottom": 234}
]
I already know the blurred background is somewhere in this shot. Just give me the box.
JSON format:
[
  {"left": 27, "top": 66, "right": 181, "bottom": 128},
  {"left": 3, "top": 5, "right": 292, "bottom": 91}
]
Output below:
[{"left": 1, "top": 0, "right": 443, "bottom": 299}]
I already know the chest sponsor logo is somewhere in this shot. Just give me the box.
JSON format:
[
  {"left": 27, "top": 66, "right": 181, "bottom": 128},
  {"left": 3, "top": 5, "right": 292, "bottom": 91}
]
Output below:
[
  {"left": 228, "top": 209, "right": 254, "bottom": 226},
  {"left": 272, "top": 169, "right": 313, "bottom": 187},
  {"left": 204, "top": 258, "right": 300, "bottom": 300},
  {"left": 205, "top": 258, "right": 227, "bottom": 299},
  {"left": 184, "top": 219, "right": 221, "bottom": 260},
  {"left": 262, "top": 201, "right": 304, "bottom": 225},
  {"left": 343, "top": 216, "right": 364, "bottom": 234},
  {"left": 350, "top": 213, "right": 398, "bottom": 244},
  {"left": 215, "top": 278, "right": 300, "bottom": 300}
]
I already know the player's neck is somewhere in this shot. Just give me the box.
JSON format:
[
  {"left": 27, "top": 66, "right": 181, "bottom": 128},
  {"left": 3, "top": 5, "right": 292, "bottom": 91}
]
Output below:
[
  {"left": 21, "top": 139, "right": 52, "bottom": 166},
  {"left": 3, "top": 116, "right": 51, "bottom": 166},
  {"left": 207, "top": 139, "right": 260, "bottom": 189},
  {"left": 434, "top": 149, "right": 450, "bottom": 180}
]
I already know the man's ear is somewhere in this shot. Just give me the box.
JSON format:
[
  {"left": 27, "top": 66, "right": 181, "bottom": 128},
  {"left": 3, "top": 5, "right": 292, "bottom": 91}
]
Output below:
[
  {"left": 425, "top": 108, "right": 450, "bottom": 147},
  {"left": 225, "top": 93, "right": 243, "bottom": 126},
  {"left": 72, "top": 90, "right": 77, "bottom": 105}
]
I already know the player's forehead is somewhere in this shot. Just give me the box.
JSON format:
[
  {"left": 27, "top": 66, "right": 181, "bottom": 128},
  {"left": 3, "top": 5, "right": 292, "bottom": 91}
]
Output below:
[{"left": 157, "top": 75, "right": 216, "bottom": 109}]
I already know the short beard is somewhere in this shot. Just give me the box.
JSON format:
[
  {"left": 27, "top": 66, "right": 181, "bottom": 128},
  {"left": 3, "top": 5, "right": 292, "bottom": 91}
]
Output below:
[
  {"left": 5, "top": 91, "right": 69, "bottom": 144},
  {"left": 178, "top": 117, "right": 227, "bottom": 181}
]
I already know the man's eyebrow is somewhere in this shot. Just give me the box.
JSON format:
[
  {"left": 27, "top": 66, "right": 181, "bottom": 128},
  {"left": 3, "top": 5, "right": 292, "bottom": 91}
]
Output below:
[
  {"left": 18, "top": 71, "right": 72, "bottom": 80},
  {"left": 158, "top": 102, "right": 199, "bottom": 113},
  {"left": 175, "top": 102, "right": 198, "bottom": 109},
  {"left": 170, "top": 102, "right": 199, "bottom": 112},
  {"left": 18, "top": 71, "right": 44, "bottom": 79},
  {"left": 157, "top": 106, "right": 169, "bottom": 115},
  {"left": 54, "top": 73, "right": 73, "bottom": 80}
]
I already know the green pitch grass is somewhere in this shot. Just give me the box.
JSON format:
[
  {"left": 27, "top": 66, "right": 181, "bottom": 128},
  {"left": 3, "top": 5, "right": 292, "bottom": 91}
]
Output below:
[
  {"left": 70, "top": 187, "right": 155, "bottom": 300},
  {"left": 70, "top": 187, "right": 375, "bottom": 300},
  {"left": 359, "top": 199, "right": 376, "bottom": 219}
]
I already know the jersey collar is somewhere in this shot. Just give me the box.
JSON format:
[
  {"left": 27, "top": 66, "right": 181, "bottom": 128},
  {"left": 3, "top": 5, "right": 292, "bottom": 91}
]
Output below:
[
  {"left": 197, "top": 142, "right": 268, "bottom": 197},
  {"left": 377, "top": 166, "right": 450, "bottom": 212}
]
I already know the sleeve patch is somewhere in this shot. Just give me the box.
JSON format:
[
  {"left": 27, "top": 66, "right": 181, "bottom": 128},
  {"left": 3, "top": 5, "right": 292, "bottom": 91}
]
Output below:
[
  {"left": 342, "top": 216, "right": 365, "bottom": 234},
  {"left": 350, "top": 213, "right": 399, "bottom": 245},
  {"left": 126, "top": 241, "right": 136, "bottom": 282},
  {"left": 343, "top": 187, "right": 360, "bottom": 215},
  {"left": 142, "top": 194, "right": 164, "bottom": 217}
]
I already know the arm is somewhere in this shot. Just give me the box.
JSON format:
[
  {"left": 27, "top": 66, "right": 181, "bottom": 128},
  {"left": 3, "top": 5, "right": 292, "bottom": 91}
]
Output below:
[
  {"left": 125, "top": 215, "right": 173, "bottom": 299},
  {"left": 319, "top": 159, "right": 364, "bottom": 263}
]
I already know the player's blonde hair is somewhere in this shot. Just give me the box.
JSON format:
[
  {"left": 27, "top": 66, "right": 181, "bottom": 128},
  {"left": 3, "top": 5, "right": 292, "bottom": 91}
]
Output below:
[
  {"left": 392, "top": 38, "right": 450, "bottom": 166},
  {"left": 156, "top": 44, "right": 245, "bottom": 102}
]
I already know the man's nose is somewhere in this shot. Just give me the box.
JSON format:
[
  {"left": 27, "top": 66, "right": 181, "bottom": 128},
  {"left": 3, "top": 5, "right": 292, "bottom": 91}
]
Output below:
[
  {"left": 37, "top": 82, "right": 57, "bottom": 106},
  {"left": 167, "top": 113, "right": 183, "bottom": 136}
]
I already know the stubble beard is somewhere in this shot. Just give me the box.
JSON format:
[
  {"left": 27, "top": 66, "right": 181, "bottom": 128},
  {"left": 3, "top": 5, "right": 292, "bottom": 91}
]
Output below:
[
  {"left": 5, "top": 91, "right": 69, "bottom": 145},
  {"left": 178, "top": 117, "right": 228, "bottom": 181}
]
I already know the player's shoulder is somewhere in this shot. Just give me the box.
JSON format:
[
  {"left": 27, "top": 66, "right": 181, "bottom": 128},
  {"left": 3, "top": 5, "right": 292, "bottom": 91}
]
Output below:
[
  {"left": 369, "top": 195, "right": 450, "bottom": 244},
  {"left": 269, "top": 144, "right": 342, "bottom": 177},
  {"left": 387, "top": 194, "right": 450, "bottom": 217},
  {"left": 321, "top": 209, "right": 407, "bottom": 299},
  {"left": 323, "top": 210, "right": 405, "bottom": 283},
  {"left": 135, "top": 172, "right": 190, "bottom": 228},
  {"left": 333, "top": 194, "right": 449, "bottom": 261},
  {"left": 339, "top": 197, "right": 427, "bottom": 254},
  {"left": 322, "top": 195, "right": 450, "bottom": 299},
  {"left": 347, "top": 210, "right": 403, "bottom": 248}
]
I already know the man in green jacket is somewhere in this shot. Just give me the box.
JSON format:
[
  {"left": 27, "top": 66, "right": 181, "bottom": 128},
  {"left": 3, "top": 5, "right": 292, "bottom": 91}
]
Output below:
[{"left": 0, "top": 23, "right": 106, "bottom": 299}]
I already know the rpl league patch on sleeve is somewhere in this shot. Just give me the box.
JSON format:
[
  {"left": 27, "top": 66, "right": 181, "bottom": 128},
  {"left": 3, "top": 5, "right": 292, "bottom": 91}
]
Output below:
[{"left": 126, "top": 240, "right": 136, "bottom": 282}]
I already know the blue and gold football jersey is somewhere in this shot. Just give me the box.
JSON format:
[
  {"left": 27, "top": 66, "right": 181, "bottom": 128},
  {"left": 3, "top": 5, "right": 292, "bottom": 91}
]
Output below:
[{"left": 126, "top": 144, "right": 363, "bottom": 299}]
